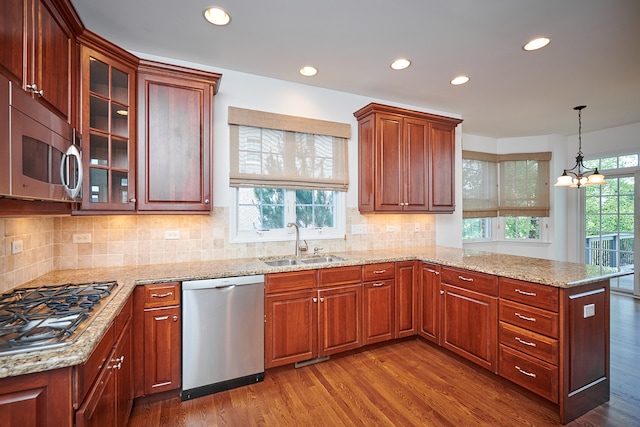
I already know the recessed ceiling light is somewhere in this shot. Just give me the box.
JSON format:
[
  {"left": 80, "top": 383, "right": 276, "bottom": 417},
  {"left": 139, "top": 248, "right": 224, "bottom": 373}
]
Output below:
[
  {"left": 523, "top": 37, "right": 550, "bottom": 51},
  {"left": 390, "top": 59, "right": 411, "bottom": 70},
  {"left": 450, "top": 75, "right": 470, "bottom": 85},
  {"left": 203, "top": 7, "right": 231, "bottom": 26},
  {"left": 300, "top": 66, "right": 318, "bottom": 77}
]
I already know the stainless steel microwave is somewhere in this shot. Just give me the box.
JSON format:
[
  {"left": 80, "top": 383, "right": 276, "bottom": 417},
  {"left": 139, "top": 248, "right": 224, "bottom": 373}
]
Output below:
[{"left": 1, "top": 74, "right": 82, "bottom": 202}]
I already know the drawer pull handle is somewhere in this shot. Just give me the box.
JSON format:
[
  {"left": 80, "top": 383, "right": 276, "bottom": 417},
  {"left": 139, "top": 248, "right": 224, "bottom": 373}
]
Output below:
[
  {"left": 515, "top": 366, "right": 537, "bottom": 378},
  {"left": 151, "top": 292, "right": 173, "bottom": 298},
  {"left": 426, "top": 268, "right": 440, "bottom": 275},
  {"left": 373, "top": 282, "right": 385, "bottom": 287},
  {"left": 373, "top": 269, "right": 387, "bottom": 274},
  {"left": 458, "top": 275, "right": 474, "bottom": 282},
  {"left": 515, "top": 337, "right": 537, "bottom": 347},
  {"left": 515, "top": 289, "right": 537, "bottom": 297},
  {"left": 515, "top": 312, "right": 536, "bottom": 322}
]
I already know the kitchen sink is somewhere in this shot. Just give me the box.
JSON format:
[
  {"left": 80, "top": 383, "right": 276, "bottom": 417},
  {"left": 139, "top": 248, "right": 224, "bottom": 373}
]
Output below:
[
  {"left": 262, "top": 255, "right": 344, "bottom": 267},
  {"left": 301, "top": 256, "right": 344, "bottom": 264}
]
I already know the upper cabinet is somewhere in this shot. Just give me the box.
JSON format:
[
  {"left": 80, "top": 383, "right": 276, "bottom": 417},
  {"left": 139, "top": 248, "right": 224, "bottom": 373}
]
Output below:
[
  {"left": 0, "top": 0, "right": 80, "bottom": 124},
  {"left": 137, "top": 60, "right": 221, "bottom": 212},
  {"left": 354, "top": 103, "right": 462, "bottom": 213},
  {"left": 77, "top": 33, "right": 138, "bottom": 211}
]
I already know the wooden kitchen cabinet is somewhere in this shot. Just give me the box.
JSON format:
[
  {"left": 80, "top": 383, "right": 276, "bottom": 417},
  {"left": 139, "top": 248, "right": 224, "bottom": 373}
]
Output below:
[
  {"left": 133, "top": 282, "right": 181, "bottom": 396},
  {"left": 77, "top": 38, "right": 137, "bottom": 211},
  {"left": 137, "top": 60, "right": 221, "bottom": 211},
  {"left": 419, "top": 262, "right": 441, "bottom": 344},
  {"left": 319, "top": 284, "right": 363, "bottom": 355},
  {"left": 353, "top": 103, "right": 462, "bottom": 213},
  {"left": 395, "top": 261, "right": 418, "bottom": 338},
  {"left": 440, "top": 267, "right": 498, "bottom": 373},
  {"left": 362, "top": 263, "right": 395, "bottom": 345},
  {"left": 0, "top": 0, "right": 79, "bottom": 124}
]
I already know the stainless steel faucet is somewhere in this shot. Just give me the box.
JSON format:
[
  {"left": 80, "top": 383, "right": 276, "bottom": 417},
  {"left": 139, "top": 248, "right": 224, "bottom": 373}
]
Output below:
[{"left": 287, "top": 222, "right": 300, "bottom": 257}]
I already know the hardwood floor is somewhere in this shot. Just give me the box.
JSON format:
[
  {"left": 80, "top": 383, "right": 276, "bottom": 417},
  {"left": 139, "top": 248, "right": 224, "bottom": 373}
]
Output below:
[{"left": 128, "top": 293, "right": 640, "bottom": 426}]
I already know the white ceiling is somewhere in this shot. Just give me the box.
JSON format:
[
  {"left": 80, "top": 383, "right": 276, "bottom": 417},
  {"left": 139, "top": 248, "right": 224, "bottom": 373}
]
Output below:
[{"left": 71, "top": 0, "right": 640, "bottom": 138}]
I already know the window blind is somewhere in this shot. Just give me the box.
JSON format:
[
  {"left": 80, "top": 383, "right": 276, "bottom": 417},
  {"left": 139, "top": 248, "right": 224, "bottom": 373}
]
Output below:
[
  {"left": 462, "top": 151, "right": 499, "bottom": 218},
  {"left": 499, "top": 152, "right": 551, "bottom": 217},
  {"left": 228, "top": 107, "right": 350, "bottom": 191}
]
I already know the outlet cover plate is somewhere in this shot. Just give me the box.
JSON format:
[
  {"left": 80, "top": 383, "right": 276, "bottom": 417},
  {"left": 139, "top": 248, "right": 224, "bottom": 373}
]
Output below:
[
  {"left": 165, "top": 230, "right": 180, "bottom": 240},
  {"left": 72, "top": 233, "right": 92, "bottom": 244},
  {"left": 11, "top": 240, "right": 24, "bottom": 254}
]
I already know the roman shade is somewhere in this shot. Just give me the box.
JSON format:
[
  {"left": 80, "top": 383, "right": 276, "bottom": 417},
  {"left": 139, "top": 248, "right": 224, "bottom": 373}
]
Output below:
[
  {"left": 462, "top": 151, "right": 499, "bottom": 218},
  {"left": 228, "top": 107, "right": 351, "bottom": 191},
  {"left": 499, "top": 152, "right": 551, "bottom": 217}
]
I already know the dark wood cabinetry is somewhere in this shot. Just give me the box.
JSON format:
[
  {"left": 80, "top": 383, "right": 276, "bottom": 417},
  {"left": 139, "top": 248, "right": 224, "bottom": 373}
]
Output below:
[
  {"left": 319, "top": 284, "right": 363, "bottom": 354},
  {"left": 395, "top": 261, "right": 418, "bottom": 338},
  {"left": 0, "top": 0, "right": 80, "bottom": 124},
  {"left": 362, "top": 263, "right": 395, "bottom": 345},
  {"left": 419, "top": 262, "right": 441, "bottom": 344},
  {"left": 137, "top": 60, "right": 221, "bottom": 212},
  {"left": 77, "top": 37, "right": 137, "bottom": 211},
  {"left": 133, "top": 282, "right": 181, "bottom": 396},
  {"left": 440, "top": 266, "right": 498, "bottom": 373},
  {"left": 353, "top": 103, "right": 462, "bottom": 213}
]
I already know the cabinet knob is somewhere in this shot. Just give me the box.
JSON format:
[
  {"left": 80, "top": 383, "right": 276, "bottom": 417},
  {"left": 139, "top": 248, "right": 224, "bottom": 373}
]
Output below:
[
  {"left": 313, "top": 297, "right": 318, "bottom": 303},
  {"left": 320, "top": 297, "right": 325, "bottom": 303},
  {"left": 129, "top": 198, "right": 136, "bottom": 203},
  {"left": 173, "top": 315, "right": 178, "bottom": 322},
  {"left": 26, "top": 83, "right": 44, "bottom": 97},
  {"left": 205, "top": 199, "right": 210, "bottom": 204},
  {"left": 440, "top": 290, "right": 444, "bottom": 295}
]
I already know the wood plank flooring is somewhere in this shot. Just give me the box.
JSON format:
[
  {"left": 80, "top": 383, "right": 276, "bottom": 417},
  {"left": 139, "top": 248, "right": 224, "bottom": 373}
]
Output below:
[{"left": 128, "top": 293, "right": 640, "bottom": 427}]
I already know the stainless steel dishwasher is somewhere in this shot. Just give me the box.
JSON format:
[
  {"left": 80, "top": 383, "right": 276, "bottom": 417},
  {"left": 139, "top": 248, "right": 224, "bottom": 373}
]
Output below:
[{"left": 181, "top": 275, "right": 264, "bottom": 400}]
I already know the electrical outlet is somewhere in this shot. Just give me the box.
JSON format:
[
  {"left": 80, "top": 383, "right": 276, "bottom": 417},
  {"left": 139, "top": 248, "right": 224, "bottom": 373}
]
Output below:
[
  {"left": 414, "top": 223, "right": 420, "bottom": 232},
  {"left": 72, "top": 233, "right": 92, "bottom": 244},
  {"left": 386, "top": 225, "right": 395, "bottom": 232},
  {"left": 164, "top": 230, "right": 180, "bottom": 240},
  {"left": 583, "top": 303, "right": 595, "bottom": 318},
  {"left": 351, "top": 224, "right": 366, "bottom": 235},
  {"left": 11, "top": 240, "right": 23, "bottom": 254}
]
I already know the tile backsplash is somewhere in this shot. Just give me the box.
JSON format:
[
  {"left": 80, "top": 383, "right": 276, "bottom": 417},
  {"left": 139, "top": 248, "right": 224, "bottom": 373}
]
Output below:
[{"left": 1, "top": 207, "right": 435, "bottom": 291}]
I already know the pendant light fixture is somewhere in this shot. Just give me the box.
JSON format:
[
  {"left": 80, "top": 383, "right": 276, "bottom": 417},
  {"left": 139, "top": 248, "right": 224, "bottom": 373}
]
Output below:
[{"left": 554, "top": 105, "right": 605, "bottom": 188}]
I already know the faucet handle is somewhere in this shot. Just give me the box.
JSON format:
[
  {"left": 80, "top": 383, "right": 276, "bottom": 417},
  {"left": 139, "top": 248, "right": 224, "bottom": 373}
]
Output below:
[
  {"left": 299, "top": 240, "right": 309, "bottom": 252},
  {"left": 313, "top": 247, "right": 323, "bottom": 256}
]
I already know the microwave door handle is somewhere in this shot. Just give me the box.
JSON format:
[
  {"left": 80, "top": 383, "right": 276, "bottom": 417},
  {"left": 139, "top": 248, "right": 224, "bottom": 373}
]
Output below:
[{"left": 60, "top": 144, "right": 83, "bottom": 200}]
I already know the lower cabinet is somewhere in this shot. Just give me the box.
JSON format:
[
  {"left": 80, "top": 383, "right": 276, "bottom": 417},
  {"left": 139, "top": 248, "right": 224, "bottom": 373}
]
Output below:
[
  {"left": 76, "top": 296, "right": 133, "bottom": 427},
  {"left": 419, "top": 262, "right": 441, "bottom": 344},
  {"left": 395, "top": 261, "right": 418, "bottom": 338},
  {"left": 440, "top": 267, "right": 498, "bottom": 373},
  {"left": 320, "top": 284, "right": 363, "bottom": 354},
  {"left": 133, "top": 282, "right": 181, "bottom": 397},
  {"left": 362, "top": 263, "right": 395, "bottom": 345}
]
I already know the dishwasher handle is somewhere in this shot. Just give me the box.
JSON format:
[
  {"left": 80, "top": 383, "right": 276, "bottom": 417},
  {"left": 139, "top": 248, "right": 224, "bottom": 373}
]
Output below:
[{"left": 182, "top": 275, "right": 265, "bottom": 291}]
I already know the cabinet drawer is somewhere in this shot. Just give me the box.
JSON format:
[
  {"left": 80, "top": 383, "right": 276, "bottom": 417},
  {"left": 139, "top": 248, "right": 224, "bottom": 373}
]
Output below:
[
  {"left": 73, "top": 323, "right": 116, "bottom": 408},
  {"left": 363, "top": 263, "right": 395, "bottom": 281},
  {"left": 500, "top": 278, "right": 559, "bottom": 312},
  {"left": 441, "top": 267, "right": 498, "bottom": 296},
  {"left": 266, "top": 270, "right": 317, "bottom": 294},
  {"left": 318, "top": 265, "right": 362, "bottom": 287},
  {"left": 114, "top": 296, "right": 132, "bottom": 335},
  {"left": 499, "top": 345, "right": 558, "bottom": 403},
  {"left": 143, "top": 282, "right": 180, "bottom": 308},
  {"left": 499, "top": 321, "right": 558, "bottom": 365},
  {"left": 499, "top": 300, "right": 558, "bottom": 338}
]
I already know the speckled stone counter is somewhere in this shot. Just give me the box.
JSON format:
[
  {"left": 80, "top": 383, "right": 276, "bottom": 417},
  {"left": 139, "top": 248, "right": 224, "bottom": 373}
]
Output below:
[{"left": 0, "top": 246, "right": 623, "bottom": 379}]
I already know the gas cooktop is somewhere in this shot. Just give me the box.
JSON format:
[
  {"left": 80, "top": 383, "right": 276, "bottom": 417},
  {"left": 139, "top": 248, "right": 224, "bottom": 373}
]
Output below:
[{"left": 0, "top": 281, "right": 118, "bottom": 355}]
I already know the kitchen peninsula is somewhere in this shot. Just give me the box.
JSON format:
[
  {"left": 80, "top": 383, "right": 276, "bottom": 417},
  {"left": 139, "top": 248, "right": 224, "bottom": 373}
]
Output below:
[{"left": 0, "top": 246, "right": 620, "bottom": 425}]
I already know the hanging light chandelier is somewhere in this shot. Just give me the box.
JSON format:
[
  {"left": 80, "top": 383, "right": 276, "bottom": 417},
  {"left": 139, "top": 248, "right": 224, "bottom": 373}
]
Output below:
[{"left": 554, "top": 105, "right": 606, "bottom": 188}]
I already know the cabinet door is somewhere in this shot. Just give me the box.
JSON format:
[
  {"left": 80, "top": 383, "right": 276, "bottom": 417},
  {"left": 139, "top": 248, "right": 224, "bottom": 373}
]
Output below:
[
  {"left": 374, "top": 113, "right": 403, "bottom": 211},
  {"left": 265, "top": 289, "right": 317, "bottom": 368},
  {"left": 114, "top": 320, "right": 133, "bottom": 427},
  {"left": 137, "top": 67, "right": 218, "bottom": 211},
  {"left": 428, "top": 122, "right": 456, "bottom": 212},
  {"left": 395, "top": 261, "right": 417, "bottom": 338},
  {"left": 76, "top": 349, "right": 117, "bottom": 427},
  {"left": 33, "top": 0, "right": 73, "bottom": 122},
  {"left": 319, "top": 284, "right": 362, "bottom": 356},
  {"left": 79, "top": 46, "right": 136, "bottom": 211},
  {"left": 441, "top": 284, "right": 498, "bottom": 372},
  {"left": 363, "top": 279, "right": 395, "bottom": 345},
  {"left": 404, "top": 117, "right": 430, "bottom": 211},
  {"left": 143, "top": 306, "right": 181, "bottom": 394},
  {"left": 0, "top": 368, "right": 72, "bottom": 427},
  {"left": 0, "top": 0, "right": 26, "bottom": 85},
  {"left": 419, "top": 262, "right": 440, "bottom": 344}
]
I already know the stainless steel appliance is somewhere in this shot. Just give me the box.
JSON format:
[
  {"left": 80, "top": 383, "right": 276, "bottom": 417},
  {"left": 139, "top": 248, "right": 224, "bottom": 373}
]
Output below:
[
  {"left": 181, "top": 275, "right": 265, "bottom": 400},
  {"left": 0, "top": 281, "right": 118, "bottom": 355},
  {"left": 1, "top": 74, "right": 82, "bottom": 202}
]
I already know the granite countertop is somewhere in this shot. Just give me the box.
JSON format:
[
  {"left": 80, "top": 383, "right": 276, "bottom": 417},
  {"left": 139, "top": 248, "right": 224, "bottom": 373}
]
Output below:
[{"left": 0, "top": 246, "right": 624, "bottom": 379}]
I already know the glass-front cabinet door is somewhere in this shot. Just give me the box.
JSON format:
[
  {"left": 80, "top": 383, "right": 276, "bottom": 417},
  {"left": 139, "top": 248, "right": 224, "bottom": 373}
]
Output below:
[{"left": 79, "top": 46, "right": 136, "bottom": 211}]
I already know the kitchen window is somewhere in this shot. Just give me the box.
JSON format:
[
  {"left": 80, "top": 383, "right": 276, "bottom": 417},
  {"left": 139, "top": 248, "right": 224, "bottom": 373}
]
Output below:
[
  {"left": 462, "top": 151, "right": 550, "bottom": 242},
  {"left": 228, "top": 107, "right": 350, "bottom": 243}
]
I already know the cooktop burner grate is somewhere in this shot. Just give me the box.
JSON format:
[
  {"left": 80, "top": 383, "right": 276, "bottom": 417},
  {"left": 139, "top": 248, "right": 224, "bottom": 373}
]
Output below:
[{"left": 0, "top": 281, "right": 118, "bottom": 355}]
